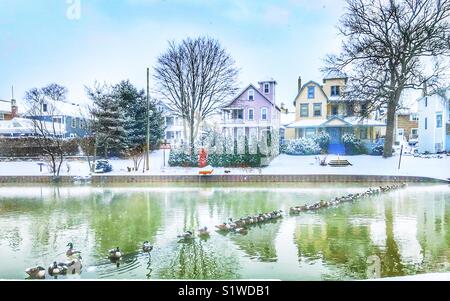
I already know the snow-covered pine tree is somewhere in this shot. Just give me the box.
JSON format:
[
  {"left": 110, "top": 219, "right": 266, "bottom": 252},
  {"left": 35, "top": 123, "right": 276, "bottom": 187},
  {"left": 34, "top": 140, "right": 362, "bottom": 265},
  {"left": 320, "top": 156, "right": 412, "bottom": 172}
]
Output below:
[{"left": 87, "top": 83, "right": 127, "bottom": 158}]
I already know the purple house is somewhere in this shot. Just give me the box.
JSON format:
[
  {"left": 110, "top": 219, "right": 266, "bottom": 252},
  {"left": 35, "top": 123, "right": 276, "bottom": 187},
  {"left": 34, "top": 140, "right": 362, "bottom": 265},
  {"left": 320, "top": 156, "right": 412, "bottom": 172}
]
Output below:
[{"left": 221, "top": 79, "right": 281, "bottom": 138}]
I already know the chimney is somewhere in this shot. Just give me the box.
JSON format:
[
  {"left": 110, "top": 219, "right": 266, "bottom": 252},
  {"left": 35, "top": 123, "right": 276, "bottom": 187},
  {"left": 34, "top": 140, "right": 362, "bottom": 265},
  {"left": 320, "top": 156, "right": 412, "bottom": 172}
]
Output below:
[
  {"left": 298, "top": 76, "right": 302, "bottom": 93},
  {"left": 11, "top": 86, "right": 18, "bottom": 118}
]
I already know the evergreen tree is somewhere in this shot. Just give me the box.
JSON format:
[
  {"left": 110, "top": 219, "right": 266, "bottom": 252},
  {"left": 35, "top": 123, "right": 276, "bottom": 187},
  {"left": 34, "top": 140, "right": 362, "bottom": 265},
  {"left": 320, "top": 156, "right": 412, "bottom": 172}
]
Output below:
[{"left": 87, "top": 84, "right": 127, "bottom": 158}]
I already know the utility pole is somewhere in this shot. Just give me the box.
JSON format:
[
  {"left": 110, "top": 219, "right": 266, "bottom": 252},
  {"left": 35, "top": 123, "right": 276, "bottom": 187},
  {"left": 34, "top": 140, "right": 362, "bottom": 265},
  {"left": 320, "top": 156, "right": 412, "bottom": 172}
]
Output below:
[{"left": 145, "top": 67, "right": 150, "bottom": 171}]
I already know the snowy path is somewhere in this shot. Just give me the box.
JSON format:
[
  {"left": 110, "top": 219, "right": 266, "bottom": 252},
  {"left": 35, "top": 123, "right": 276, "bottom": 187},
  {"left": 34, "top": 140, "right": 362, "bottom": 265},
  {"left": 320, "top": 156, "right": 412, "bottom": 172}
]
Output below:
[{"left": 0, "top": 151, "right": 449, "bottom": 180}]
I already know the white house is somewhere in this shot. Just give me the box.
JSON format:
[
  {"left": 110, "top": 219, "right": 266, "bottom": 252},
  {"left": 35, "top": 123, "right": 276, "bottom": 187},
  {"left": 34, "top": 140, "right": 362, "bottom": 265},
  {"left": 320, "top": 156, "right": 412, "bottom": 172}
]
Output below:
[
  {"left": 155, "top": 100, "right": 184, "bottom": 146},
  {"left": 417, "top": 89, "right": 450, "bottom": 153}
]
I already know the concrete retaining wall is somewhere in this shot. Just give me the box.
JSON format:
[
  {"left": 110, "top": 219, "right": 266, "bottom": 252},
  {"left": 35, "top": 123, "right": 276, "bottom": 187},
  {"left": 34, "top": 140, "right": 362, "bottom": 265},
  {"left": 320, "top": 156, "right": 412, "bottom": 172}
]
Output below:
[{"left": 0, "top": 174, "right": 446, "bottom": 184}]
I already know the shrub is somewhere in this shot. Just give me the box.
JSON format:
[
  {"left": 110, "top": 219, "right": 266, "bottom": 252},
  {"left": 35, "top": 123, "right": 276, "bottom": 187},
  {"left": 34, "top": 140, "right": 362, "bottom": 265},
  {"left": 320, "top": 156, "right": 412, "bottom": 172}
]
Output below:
[
  {"left": 283, "top": 137, "right": 321, "bottom": 155},
  {"left": 312, "top": 131, "right": 330, "bottom": 152},
  {"left": 342, "top": 133, "right": 367, "bottom": 155}
]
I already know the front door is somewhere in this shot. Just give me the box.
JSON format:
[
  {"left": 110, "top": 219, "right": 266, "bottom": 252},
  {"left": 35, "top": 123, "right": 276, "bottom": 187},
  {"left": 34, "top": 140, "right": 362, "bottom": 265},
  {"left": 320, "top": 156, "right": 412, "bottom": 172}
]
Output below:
[{"left": 328, "top": 127, "right": 341, "bottom": 144}]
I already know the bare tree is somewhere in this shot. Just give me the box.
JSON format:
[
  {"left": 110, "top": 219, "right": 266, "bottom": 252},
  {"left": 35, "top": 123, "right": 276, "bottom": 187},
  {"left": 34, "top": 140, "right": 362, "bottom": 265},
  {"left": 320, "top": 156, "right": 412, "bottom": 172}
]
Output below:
[
  {"left": 78, "top": 104, "right": 96, "bottom": 172},
  {"left": 154, "top": 36, "right": 239, "bottom": 153},
  {"left": 324, "top": 0, "right": 450, "bottom": 157},
  {"left": 24, "top": 84, "right": 68, "bottom": 177}
]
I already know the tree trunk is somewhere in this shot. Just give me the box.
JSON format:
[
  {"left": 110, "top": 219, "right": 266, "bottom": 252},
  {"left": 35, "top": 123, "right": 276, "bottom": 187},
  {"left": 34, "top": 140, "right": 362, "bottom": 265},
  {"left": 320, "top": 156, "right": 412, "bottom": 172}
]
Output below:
[
  {"left": 189, "top": 118, "right": 195, "bottom": 155},
  {"left": 383, "top": 101, "right": 397, "bottom": 158}
]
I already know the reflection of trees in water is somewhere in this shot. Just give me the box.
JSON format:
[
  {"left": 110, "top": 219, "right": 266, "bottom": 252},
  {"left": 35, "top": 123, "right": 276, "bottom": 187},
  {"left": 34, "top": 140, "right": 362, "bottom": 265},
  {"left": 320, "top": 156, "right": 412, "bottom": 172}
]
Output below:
[
  {"left": 294, "top": 193, "right": 450, "bottom": 279},
  {"left": 229, "top": 222, "right": 281, "bottom": 262},
  {"left": 207, "top": 191, "right": 284, "bottom": 221},
  {"left": 88, "top": 191, "right": 164, "bottom": 258},
  {"left": 157, "top": 239, "right": 239, "bottom": 280}
]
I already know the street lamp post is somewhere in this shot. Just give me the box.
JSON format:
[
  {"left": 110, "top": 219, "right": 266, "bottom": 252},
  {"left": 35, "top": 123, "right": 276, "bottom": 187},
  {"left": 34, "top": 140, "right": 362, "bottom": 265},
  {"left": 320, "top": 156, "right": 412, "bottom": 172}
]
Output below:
[{"left": 146, "top": 67, "right": 150, "bottom": 172}]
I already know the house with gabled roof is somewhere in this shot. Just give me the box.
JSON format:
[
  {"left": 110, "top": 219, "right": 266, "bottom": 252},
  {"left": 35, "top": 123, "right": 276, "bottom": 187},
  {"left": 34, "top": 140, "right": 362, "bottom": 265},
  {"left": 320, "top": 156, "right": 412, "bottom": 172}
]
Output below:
[
  {"left": 286, "top": 72, "right": 386, "bottom": 154},
  {"left": 220, "top": 79, "right": 281, "bottom": 139}
]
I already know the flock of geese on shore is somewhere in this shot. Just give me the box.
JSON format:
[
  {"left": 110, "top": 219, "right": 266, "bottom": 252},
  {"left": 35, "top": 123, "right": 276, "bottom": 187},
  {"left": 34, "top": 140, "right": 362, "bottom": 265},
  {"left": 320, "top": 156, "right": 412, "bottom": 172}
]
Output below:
[{"left": 25, "top": 183, "right": 407, "bottom": 279}]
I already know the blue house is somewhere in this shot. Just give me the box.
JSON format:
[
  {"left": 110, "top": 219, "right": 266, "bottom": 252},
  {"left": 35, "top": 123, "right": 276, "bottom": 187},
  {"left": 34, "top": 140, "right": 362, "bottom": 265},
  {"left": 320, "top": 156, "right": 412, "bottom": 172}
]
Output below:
[{"left": 23, "top": 100, "right": 90, "bottom": 138}]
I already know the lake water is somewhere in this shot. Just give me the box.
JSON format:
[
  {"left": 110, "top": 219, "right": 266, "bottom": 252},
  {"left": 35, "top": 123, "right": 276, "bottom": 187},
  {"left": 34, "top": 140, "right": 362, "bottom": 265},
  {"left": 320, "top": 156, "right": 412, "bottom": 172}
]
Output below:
[{"left": 0, "top": 183, "right": 449, "bottom": 280}]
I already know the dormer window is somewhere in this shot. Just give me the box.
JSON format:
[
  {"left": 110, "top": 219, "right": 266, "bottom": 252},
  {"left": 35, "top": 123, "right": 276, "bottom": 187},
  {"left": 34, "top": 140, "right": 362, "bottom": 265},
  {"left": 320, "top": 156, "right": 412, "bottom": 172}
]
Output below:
[
  {"left": 307, "top": 86, "right": 315, "bottom": 99},
  {"left": 331, "top": 86, "right": 340, "bottom": 97},
  {"left": 248, "top": 89, "right": 255, "bottom": 101},
  {"left": 264, "top": 83, "right": 270, "bottom": 94}
]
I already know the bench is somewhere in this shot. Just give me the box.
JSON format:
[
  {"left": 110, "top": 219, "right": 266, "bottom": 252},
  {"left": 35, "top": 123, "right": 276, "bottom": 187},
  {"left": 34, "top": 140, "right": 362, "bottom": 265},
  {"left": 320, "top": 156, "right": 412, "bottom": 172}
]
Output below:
[{"left": 328, "top": 159, "right": 352, "bottom": 167}]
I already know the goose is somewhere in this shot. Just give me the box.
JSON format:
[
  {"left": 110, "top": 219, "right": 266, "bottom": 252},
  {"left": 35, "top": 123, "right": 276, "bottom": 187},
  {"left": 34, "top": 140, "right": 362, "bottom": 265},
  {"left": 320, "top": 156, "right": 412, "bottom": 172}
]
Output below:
[
  {"left": 66, "top": 242, "right": 81, "bottom": 257},
  {"left": 25, "top": 266, "right": 46, "bottom": 279},
  {"left": 66, "top": 258, "right": 83, "bottom": 274},
  {"left": 228, "top": 218, "right": 237, "bottom": 229},
  {"left": 233, "top": 227, "right": 248, "bottom": 235},
  {"left": 198, "top": 227, "right": 210, "bottom": 237},
  {"left": 48, "top": 261, "right": 68, "bottom": 276},
  {"left": 108, "top": 247, "right": 122, "bottom": 259},
  {"left": 177, "top": 231, "right": 194, "bottom": 239},
  {"left": 215, "top": 223, "right": 231, "bottom": 231},
  {"left": 142, "top": 241, "right": 153, "bottom": 252}
]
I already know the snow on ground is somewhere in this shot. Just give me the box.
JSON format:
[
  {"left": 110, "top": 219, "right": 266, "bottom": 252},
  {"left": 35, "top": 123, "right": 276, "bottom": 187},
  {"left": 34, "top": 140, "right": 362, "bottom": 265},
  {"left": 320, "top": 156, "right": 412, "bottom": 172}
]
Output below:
[{"left": 0, "top": 150, "right": 449, "bottom": 180}]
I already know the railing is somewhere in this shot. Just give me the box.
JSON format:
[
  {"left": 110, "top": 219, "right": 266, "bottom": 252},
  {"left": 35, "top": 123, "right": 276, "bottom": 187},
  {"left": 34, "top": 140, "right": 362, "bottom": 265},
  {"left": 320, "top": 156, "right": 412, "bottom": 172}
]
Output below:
[{"left": 222, "top": 118, "right": 245, "bottom": 124}]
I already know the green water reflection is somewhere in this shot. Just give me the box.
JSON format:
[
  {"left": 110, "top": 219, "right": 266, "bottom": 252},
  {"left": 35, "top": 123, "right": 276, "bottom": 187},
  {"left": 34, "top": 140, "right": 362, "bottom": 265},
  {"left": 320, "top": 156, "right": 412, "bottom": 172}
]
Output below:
[{"left": 0, "top": 183, "right": 448, "bottom": 280}]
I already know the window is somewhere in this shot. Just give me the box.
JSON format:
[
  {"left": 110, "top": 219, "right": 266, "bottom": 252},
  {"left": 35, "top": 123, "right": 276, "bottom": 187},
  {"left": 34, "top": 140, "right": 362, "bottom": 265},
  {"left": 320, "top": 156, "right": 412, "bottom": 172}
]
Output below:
[
  {"left": 436, "top": 112, "right": 443, "bottom": 128},
  {"left": 71, "top": 118, "right": 76, "bottom": 128},
  {"left": 166, "top": 116, "right": 174, "bottom": 126},
  {"left": 425, "top": 117, "right": 428, "bottom": 130},
  {"left": 248, "top": 89, "right": 255, "bottom": 101},
  {"left": 261, "top": 107, "right": 268, "bottom": 121},
  {"left": 248, "top": 108, "right": 254, "bottom": 121},
  {"left": 331, "top": 86, "right": 340, "bottom": 97},
  {"left": 305, "top": 128, "right": 315, "bottom": 137},
  {"left": 232, "top": 109, "right": 243, "bottom": 120},
  {"left": 331, "top": 105, "right": 338, "bottom": 116},
  {"left": 52, "top": 117, "right": 62, "bottom": 124},
  {"left": 425, "top": 97, "right": 428, "bottom": 107},
  {"left": 42, "top": 103, "right": 48, "bottom": 112},
  {"left": 264, "top": 83, "right": 270, "bottom": 94},
  {"left": 166, "top": 131, "right": 174, "bottom": 140},
  {"left": 410, "top": 113, "right": 419, "bottom": 121},
  {"left": 313, "top": 103, "right": 322, "bottom": 117},
  {"left": 307, "top": 86, "right": 315, "bottom": 99},
  {"left": 360, "top": 127, "right": 368, "bottom": 140},
  {"left": 300, "top": 104, "right": 309, "bottom": 117},
  {"left": 411, "top": 128, "right": 418, "bottom": 138}
]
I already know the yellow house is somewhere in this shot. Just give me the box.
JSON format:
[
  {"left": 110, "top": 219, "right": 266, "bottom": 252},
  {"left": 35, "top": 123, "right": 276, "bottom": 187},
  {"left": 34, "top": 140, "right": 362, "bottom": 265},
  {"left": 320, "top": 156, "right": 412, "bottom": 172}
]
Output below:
[{"left": 286, "top": 72, "right": 386, "bottom": 150}]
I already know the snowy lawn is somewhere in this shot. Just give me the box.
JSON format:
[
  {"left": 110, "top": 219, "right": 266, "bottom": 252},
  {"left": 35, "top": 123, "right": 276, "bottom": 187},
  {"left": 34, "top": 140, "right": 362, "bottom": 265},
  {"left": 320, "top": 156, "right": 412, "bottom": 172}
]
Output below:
[{"left": 0, "top": 150, "right": 448, "bottom": 180}]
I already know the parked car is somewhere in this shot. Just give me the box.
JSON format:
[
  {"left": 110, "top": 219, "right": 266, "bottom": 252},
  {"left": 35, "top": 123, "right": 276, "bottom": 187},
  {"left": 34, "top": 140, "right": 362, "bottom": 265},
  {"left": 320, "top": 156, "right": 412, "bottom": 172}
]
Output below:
[
  {"left": 94, "top": 160, "right": 112, "bottom": 173},
  {"left": 408, "top": 139, "right": 418, "bottom": 147}
]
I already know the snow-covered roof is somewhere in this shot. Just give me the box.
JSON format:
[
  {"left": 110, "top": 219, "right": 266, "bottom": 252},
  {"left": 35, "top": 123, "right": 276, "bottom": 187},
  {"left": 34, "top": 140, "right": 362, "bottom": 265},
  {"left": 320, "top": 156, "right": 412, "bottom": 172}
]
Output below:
[
  {"left": 0, "top": 117, "right": 66, "bottom": 136},
  {"left": 287, "top": 116, "right": 386, "bottom": 128},
  {"left": 23, "top": 100, "right": 88, "bottom": 118},
  {"left": 0, "top": 100, "right": 10, "bottom": 113},
  {"left": 323, "top": 70, "right": 347, "bottom": 81}
]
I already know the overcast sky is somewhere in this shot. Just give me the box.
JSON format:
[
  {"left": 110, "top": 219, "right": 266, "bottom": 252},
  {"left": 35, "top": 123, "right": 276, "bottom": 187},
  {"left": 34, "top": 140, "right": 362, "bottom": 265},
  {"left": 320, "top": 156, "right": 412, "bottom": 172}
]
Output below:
[{"left": 1, "top": 0, "right": 348, "bottom": 111}]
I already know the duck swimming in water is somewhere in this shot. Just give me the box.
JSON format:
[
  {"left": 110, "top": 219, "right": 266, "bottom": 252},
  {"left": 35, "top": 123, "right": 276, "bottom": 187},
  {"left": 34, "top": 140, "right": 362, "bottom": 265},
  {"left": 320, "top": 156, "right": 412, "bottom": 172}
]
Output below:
[
  {"left": 177, "top": 231, "right": 194, "bottom": 239},
  {"left": 198, "top": 227, "right": 210, "bottom": 237},
  {"left": 142, "top": 241, "right": 153, "bottom": 252},
  {"left": 108, "top": 247, "right": 122, "bottom": 259},
  {"left": 48, "top": 261, "right": 68, "bottom": 276},
  {"left": 25, "top": 266, "right": 46, "bottom": 279},
  {"left": 66, "top": 242, "right": 81, "bottom": 257}
]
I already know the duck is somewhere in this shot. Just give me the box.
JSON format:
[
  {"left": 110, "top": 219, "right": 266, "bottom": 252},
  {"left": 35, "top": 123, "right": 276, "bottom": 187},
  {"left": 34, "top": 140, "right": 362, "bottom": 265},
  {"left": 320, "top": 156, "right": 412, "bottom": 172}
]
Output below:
[
  {"left": 198, "top": 227, "right": 210, "bottom": 237},
  {"left": 25, "top": 266, "right": 46, "bottom": 279},
  {"left": 108, "top": 247, "right": 122, "bottom": 259},
  {"left": 66, "top": 242, "right": 81, "bottom": 257},
  {"left": 48, "top": 261, "right": 68, "bottom": 276},
  {"left": 142, "top": 241, "right": 153, "bottom": 252},
  {"left": 177, "top": 231, "right": 194, "bottom": 239}
]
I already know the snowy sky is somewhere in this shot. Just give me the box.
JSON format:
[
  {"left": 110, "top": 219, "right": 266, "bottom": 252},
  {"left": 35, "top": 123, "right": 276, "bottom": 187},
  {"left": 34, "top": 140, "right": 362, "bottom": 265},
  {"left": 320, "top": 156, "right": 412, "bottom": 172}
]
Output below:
[
  {"left": 0, "top": 0, "right": 427, "bottom": 112},
  {"left": 0, "top": 0, "right": 350, "bottom": 111}
]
